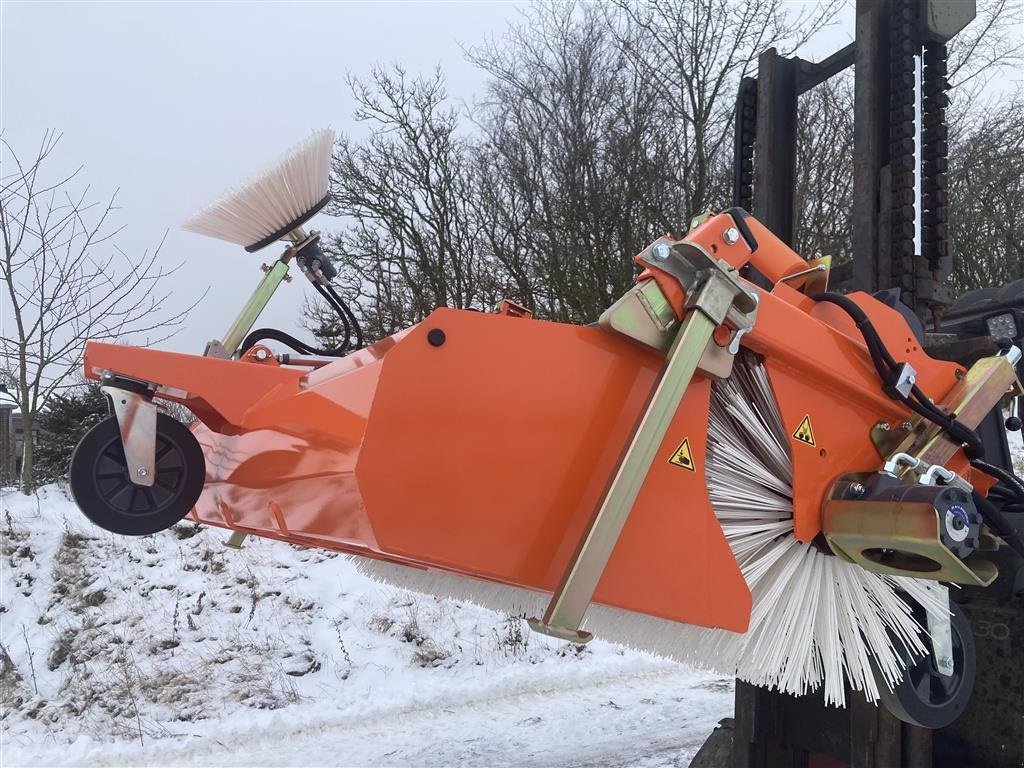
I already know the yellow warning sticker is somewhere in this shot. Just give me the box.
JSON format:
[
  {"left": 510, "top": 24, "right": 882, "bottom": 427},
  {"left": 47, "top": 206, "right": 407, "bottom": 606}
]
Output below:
[
  {"left": 669, "top": 438, "right": 696, "bottom": 471},
  {"left": 792, "top": 414, "right": 816, "bottom": 446}
]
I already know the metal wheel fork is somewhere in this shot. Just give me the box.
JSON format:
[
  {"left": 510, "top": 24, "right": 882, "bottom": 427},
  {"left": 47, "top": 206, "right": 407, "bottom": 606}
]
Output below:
[
  {"left": 100, "top": 385, "right": 158, "bottom": 488},
  {"left": 923, "top": 581, "right": 955, "bottom": 677},
  {"left": 528, "top": 244, "right": 759, "bottom": 642}
]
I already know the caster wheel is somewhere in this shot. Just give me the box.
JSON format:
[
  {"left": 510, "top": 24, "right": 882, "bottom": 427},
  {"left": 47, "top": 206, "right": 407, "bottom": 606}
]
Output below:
[
  {"left": 876, "top": 598, "right": 976, "bottom": 729},
  {"left": 70, "top": 413, "right": 206, "bottom": 536}
]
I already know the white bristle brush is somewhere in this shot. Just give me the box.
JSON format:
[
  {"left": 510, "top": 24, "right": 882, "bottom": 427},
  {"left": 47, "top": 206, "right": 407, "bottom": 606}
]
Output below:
[
  {"left": 355, "top": 350, "right": 945, "bottom": 706},
  {"left": 183, "top": 129, "right": 334, "bottom": 251}
]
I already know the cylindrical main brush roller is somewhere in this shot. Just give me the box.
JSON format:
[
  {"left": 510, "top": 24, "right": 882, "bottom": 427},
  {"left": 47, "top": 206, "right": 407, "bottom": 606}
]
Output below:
[{"left": 183, "top": 130, "right": 334, "bottom": 252}]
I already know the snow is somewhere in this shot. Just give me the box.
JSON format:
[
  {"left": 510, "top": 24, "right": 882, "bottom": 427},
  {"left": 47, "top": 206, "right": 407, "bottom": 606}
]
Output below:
[{"left": 1, "top": 487, "right": 731, "bottom": 767}]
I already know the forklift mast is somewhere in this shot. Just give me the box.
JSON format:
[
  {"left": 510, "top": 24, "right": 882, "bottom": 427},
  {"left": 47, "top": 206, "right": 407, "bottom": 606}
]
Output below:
[{"left": 702, "top": 1, "right": 1024, "bottom": 766}]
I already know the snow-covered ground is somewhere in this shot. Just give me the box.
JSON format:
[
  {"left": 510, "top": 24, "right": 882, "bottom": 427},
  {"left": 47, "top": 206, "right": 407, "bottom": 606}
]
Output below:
[{"left": 1, "top": 487, "right": 730, "bottom": 767}]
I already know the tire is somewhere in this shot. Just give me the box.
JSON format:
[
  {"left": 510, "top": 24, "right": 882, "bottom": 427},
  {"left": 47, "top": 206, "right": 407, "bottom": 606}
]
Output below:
[
  {"left": 875, "top": 598, "right": 976, "bottom": 729},
  {"left": 70, "top": 413, "right": 206, "bottom": 536}
]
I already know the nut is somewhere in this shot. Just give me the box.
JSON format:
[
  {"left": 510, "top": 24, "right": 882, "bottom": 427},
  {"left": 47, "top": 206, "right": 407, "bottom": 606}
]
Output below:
[{"left": 651, "top": 242, "right": 672, "bottom": 261}]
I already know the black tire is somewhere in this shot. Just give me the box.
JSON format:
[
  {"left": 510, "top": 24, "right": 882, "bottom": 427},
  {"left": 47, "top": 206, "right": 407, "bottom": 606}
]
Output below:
[
  {"left": 70, "top": 413, "right": 206, "bottom": 536},
  {"left": 875, "top": 598, "right": 976, "bottom": 729}
]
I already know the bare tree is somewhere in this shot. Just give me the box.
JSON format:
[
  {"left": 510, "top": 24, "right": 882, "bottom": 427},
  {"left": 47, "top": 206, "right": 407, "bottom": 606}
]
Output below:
[
  {"left": 606, "top": 0, "right": 844, "bottom": 218},
  {"left": 1, "top": 131, "right": 195, "bottom": 493},
  {"left": 468, "top": 2, "right": 676, "bottom": 323},
  {"left": 947, "top": 0, "right": 1023, "bottom": 98},
  {"left": 317, "top": 66, "right": 503, "bottom": 342},
  {"left": 312, "top": 0, "right": 1018, "bottom": 341},
  {"left": 792, "top": 76, "right": 855, "bottom": 265},
  {"left": 947, "top": 96, "right": 1024, "bottom": 292}
]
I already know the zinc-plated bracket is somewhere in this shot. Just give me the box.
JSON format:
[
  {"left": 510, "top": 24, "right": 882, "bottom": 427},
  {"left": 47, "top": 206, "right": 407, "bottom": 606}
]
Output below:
[
  {"left": 528, "top": 245, "right": 758, "bottom": 643},
  {"left": 101, "top": 386, "right": 157, "bottom": 488},
  {"left": 922, "top": 581, "right": 954, "bottom": 677},
  {"left": 870, "top": 352, "right": 1023, "bottom": 465},
  {"left": 206, "top": 234, "right": 303, "bottom": 359},
  {"left": 823, "top": 474, "right": 996, "bottom": 587}
]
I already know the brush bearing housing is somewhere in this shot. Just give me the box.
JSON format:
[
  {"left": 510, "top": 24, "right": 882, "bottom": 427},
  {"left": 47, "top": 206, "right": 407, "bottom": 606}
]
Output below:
[{"left": 824, "top": 471, "right": 992, "bottom": 584}]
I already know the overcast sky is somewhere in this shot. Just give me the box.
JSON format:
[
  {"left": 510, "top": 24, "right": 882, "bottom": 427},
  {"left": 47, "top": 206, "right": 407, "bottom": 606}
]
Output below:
[
  {"left": 1, "top": 1, "right": 864, "bottom": 358},
  {"left": 2, "top": 0, "right": 530, "bottom": 354}
]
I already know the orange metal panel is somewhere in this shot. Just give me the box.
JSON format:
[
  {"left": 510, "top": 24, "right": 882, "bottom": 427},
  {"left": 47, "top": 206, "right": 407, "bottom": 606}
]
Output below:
[
  {"left": 79, "top": 213, "right": 973, "bottom": 638},
  {"left": 356, "top": 310, "right": 751, "bottom": 631}
]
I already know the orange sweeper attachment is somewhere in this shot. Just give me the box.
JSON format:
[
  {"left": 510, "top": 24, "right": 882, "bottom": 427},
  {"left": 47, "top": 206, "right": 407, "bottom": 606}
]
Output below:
[{"left": 69, "top": 132, "right": 1024, "bottom": 728}]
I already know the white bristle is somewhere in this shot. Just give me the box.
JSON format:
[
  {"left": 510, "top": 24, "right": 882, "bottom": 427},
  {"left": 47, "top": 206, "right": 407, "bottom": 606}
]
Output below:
[
  {"left": 183, "top": 129, "right": 334, "bottom": 248},
  {"left": 354, "top": 351, "right": 935, "bottom": 706}
]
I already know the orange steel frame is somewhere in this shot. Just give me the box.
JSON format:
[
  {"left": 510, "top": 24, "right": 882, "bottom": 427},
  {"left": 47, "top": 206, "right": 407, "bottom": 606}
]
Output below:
[{"left": 82, "top": 212, "right": 974, "bottom": 636}]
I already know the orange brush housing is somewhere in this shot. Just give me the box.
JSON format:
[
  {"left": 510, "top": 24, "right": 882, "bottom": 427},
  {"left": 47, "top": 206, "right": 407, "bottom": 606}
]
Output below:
[{"left": 81, "top": 213, "right": 968, "bottom": 635}]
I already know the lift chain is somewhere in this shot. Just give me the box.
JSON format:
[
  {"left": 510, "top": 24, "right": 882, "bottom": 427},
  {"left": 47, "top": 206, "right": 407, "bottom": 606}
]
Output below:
[
  {"left": 732, "top": 76, "right": 758, "bottom": 212},
  {"left": 888, "top": 0, "right": 952, "bottom": 317},
  {"left": 921, "top": 39, "right": 950, "bottom": 273},
  {"left": 889, "top": 0, "right": 919, "bottom": 298}
]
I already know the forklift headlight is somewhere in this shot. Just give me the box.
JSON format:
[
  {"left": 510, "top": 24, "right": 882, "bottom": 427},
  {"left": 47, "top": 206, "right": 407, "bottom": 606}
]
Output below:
[{"left": 984, "top": 311, "right": 1020, "bottom": 341}]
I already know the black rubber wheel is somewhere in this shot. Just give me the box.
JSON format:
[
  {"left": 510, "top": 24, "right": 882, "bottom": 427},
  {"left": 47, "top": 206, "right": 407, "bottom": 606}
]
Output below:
[
  {"left": 70, "top": 414, "right": 205, "bottom": 536},
  {"left": 876, "top": 598, "right": 976, "bottom": 729}
]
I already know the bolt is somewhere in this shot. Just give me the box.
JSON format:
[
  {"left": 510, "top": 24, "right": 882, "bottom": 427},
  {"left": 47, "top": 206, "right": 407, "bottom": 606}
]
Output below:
[
  {"left": 955, "top": 369, "right": 965, "bottom": 381},
  {"left": 101, "top": 370, "right": 113, "bottom": 381},
  {"left": 651, "top": 242, "right": 672, "bottom": 261},
  {"left": 907, "top": 374, "right": 916, "bottom": 385},
  {"left": 136, "top": 467, "right": 148, "bottom": 478},
  {"left": 877, "top": 422, "right": 891, "bottom": 432},
  {"left": 723, "top": 227, "right": 740, "bottom": 245},
  {"left": 900, "top": 420, "right": 913, "bottom": 431},
  {"left": 254, "top": 348, "right": 269, "bottom": 361},
  {"left": 850, "top": 482, "right": 866, "bottom": 497}
]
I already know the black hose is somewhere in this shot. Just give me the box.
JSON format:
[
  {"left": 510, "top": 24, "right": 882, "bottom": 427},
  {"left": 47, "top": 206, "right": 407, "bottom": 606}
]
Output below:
[
  {"left": 972, "top": 490, "right": 1024, "bottom": 559},
  {"left": 988, "top": 486, "right": 1024, "bottom": 515},
  {"left": 811, "top": 292, "right": 985, "bottom": 458},
  {"left": 240, "top": 328, "right": 318, "bottom": 356},
  {"left": 324, "top": 282, "right": 364, "bottom": 350},
  {"left": 312, "top": 281, "right": 352, "bottom": 353},
  {"left": 239, "top": 276, "right": 367, "bottom": 358},
  {"left": 239, "top": 323, "right": 352, "bottom": 358},
  {"left": 972, "top": 459, "right": 1024, "bottom": 501}
]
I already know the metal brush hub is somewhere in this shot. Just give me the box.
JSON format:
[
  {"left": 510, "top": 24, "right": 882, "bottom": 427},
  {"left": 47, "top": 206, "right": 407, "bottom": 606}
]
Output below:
[{"left": 244, "top": 194, "right": 332, "bottom": 253}]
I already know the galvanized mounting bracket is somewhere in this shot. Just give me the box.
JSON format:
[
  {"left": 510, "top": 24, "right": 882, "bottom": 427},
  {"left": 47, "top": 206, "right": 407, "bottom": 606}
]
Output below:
[
  {"left": 100, "top": 385, "right": 157, "bottom": 488},
  {"left": 599, "top": 239, "right": 760, "bottom": 378},
  {"left": 922, "top": 581, "right": 954, "bottom": 677},
  {"left": 528, "top": 242, "right": 759, "bottom": 643},
  {"left": 870, "top": 351, "right": 1023, "bottom": 467},
  {"left": 206, "top": 242, "right": 298, "bottom": 359},
  {"left": 823, "top": 471, "right": 997, "bottom": 586}
]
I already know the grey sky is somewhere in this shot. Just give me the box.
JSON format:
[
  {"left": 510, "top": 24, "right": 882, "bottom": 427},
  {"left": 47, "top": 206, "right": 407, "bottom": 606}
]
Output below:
[
  {"left": 2, "top": 0, "right": 526, "bottom": 353},
  {"left": 2, "top": 1, "right": 862, "bottom": 357}
]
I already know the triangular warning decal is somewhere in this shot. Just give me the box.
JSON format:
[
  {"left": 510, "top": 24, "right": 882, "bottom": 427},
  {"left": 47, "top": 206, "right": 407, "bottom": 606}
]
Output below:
[
  {"left": 669, "top": 438, "right": 696, "bottom": 471},
  {"left": 792, "top": 414, "right": 816, "bottom": 446}
]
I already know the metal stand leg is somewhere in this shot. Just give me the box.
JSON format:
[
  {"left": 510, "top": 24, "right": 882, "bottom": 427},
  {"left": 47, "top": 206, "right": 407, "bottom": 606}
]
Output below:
[{"left": 529, "top": 246, "right": 759, "bottom": 642}]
